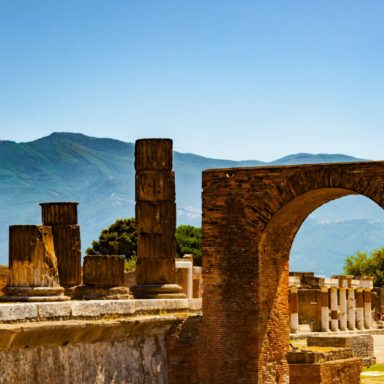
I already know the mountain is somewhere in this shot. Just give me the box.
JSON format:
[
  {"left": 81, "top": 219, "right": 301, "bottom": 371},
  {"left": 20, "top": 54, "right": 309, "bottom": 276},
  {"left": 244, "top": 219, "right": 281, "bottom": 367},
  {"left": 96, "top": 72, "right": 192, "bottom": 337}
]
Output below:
[{"left": 0, "top": 132, "right": 383, "bottom": 277}]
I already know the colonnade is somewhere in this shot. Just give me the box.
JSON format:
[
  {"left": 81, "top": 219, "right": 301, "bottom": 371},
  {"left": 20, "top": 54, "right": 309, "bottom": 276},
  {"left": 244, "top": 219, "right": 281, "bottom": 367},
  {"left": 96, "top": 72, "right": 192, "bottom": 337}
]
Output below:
[{"left": 289, "top": 273, "right": 373, "bottom": 333}]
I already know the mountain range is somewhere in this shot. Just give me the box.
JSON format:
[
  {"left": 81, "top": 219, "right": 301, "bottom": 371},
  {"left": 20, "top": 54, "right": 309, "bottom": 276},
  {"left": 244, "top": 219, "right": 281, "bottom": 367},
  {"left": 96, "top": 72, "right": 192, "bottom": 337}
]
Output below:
[{"left": 0, "top": 132, "right": 383, "bottom": 276}]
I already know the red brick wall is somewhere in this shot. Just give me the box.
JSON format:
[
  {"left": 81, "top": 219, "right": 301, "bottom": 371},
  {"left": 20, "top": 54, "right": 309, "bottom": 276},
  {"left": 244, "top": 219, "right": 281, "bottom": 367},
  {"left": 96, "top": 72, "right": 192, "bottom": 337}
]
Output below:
[{"left": 200, "top": 162, "right": 384, "bottom": 383}]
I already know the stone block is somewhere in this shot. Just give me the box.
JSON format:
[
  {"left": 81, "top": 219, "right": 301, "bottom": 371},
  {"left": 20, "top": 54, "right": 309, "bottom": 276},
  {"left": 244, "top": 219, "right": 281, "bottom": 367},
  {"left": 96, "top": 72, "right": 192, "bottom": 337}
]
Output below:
[
  {"left": 51, "top": 224, "right": 81, "bottom": 287},
  {"left": 135, "top": 257, "right": 175, "bottom": 285},
  {"left": 40, "top": 202, "right": 78, "bottom": 225},
  {"left": 135, "top": 201, "right": 176, "bottom": 234},
  {"left": 83, "top": 255, "right": 125, "bottom": 287},
  {"left": 137, "top": 233, "right": 176, "bottom": 259},
  {"left": 135, "top": 171, "right": 175, "bottom": 202},
  {"left": 135, "top": 138, "right": 173, "bottom": 171},
  {"left": 6, "top": 225, "right": 62, "bottom": 290}
]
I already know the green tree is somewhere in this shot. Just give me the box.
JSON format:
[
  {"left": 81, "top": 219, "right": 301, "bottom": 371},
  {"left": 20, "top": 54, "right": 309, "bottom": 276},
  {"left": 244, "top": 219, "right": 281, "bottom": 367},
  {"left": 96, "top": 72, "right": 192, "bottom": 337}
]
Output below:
[
  {"left": 343, "top": 247, "right": 384, "bottom": 287},
  {"left": 86, "top": 219, "right": 203, "bottom": 269},
  {"left": 86, "top": 218, "right": 137, "bottom": 270},
  {"left": 175, "top": 225, "right": 202, "bottom": 266}
]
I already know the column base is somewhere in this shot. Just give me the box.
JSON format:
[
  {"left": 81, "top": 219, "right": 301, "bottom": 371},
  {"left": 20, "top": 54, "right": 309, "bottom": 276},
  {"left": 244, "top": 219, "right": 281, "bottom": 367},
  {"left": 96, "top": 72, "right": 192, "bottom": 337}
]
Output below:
[
  {"left": 132, "top": 283, "right": 186, "bottom": 299},
  {"left": 73, "top": 285, "right": 132, "bottom": 300},
  {"left": 2, "top": 286, "right": 70, "bottom": 302}
]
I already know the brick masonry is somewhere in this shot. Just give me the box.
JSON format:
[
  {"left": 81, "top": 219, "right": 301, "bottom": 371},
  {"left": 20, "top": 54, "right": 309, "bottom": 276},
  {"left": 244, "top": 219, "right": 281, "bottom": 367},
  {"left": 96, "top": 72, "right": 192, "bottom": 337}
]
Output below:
[{"left": 200, "top": 161, "right": 384, "bottom": 383}]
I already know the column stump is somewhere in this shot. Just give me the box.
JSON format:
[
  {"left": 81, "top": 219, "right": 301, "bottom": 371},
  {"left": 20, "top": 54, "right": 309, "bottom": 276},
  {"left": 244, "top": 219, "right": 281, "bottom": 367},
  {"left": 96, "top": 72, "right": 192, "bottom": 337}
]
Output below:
[
  {"left": 74, "top": 255, "right": 131, "bottom": 300},
  {"left": 3, "top": 225, "right": 69, "bottom": 302},
  {"left": 40, "top": 202, "right": 82, "bottom": 296}
]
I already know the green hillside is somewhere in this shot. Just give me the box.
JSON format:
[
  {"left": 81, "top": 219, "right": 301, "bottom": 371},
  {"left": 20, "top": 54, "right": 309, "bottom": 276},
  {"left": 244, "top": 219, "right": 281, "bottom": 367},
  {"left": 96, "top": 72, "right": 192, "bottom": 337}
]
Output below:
[{"left": 0, "top": 132, "right": 383, "bottom": 277}]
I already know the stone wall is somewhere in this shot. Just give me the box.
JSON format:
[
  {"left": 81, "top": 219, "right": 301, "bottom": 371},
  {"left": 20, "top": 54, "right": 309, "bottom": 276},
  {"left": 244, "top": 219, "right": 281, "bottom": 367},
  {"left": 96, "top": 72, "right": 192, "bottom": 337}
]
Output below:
[
  {"left": 0, "top": 299, "right": 202, "bottom": 384},
  {"left": 307, "top": 334, "right": 375, "bottom": 365},
  {"left": 289, "top": 358, "right": 362, "bottom": 384}
]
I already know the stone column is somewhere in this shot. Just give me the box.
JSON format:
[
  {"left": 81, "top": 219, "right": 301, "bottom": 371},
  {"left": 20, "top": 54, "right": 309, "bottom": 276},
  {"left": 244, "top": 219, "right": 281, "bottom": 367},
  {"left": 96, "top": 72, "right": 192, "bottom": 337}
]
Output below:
[
  {"left": 321, "top": 287, "right": 330, "bottom": 332},
  {"left": 3, "top": 225, "right": 69, "bottom": 301},
  {"left": 40, "top": 202, "right": 82, "bottom": 293},
  {"left": 330, "top": 287, "right": 339, "bottom": 331},
  {"left": 74, "top": 255, "right": 131, "bottom": 299},
  {"left": 132, "top": 139, "right": 184, "bottom": 298},
  {"left": 289, "top": 286, "right": 299, "bottom": 334},
  {"left": 356, "top": 288, "right": 364, "bottom": 330},
  {"left": 347, "top": 288, "right": 356, "bottom": 330},
  {"left": 339, "top": 288, "right": 347, "bottom": 331},
  {"left": 364, "top": 289, "right": 372, "bottom": 329}
]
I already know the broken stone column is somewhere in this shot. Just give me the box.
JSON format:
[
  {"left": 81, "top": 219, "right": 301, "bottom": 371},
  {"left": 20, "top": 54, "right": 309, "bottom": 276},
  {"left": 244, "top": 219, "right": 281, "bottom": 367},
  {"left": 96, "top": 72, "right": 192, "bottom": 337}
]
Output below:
[
  {"left": 289, "top": 286, "right": 299, "bottom": 334},
  {"left": 40, "top": 202, "right": 82, "bottom": 294},
  {"left": 3, "top": 225, "right": 69, "bottom": 301},
  {"left": 132, "top": 139, "right": 184, "bottom": 299},
  {"left": 74, "top": 255, "right": 131, "bottom": 299},
  {"left": 364, "top": 289, "right": 372, "bottom": 329}
]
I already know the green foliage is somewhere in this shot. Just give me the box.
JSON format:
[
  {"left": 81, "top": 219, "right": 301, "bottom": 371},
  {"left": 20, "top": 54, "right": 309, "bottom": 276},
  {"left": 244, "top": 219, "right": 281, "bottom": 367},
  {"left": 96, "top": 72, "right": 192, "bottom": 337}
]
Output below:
[
  {"left": 87, "top": 219, "right": 202, "bottom": 267},
  {"left": 87, "top": 219, "right": 202, "bottom": 268},
  {"left": 343, "top": 247, "right": 384, "bottom": 287},
  {"left": 86, "top": 218, "right": 137, "bottom": 262},
  {"left": 124, "top": 256, "right": 137, "bottom": 272},
  {"left": 175, "top": 225, "right": 202, "bottom": 266}
]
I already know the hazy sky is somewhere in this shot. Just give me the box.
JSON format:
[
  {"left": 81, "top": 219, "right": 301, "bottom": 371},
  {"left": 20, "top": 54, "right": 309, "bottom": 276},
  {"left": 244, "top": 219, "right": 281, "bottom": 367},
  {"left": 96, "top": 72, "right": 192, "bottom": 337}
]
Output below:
[{"left": 1, "top": 1, "right": 383, "bottom": 161}]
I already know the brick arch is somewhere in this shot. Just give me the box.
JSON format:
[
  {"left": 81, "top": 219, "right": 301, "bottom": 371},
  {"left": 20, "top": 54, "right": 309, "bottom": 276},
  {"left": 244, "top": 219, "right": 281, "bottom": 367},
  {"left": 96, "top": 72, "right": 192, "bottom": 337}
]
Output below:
[{"left": 199, "top": 161, "right": 384, "bottom": 384}]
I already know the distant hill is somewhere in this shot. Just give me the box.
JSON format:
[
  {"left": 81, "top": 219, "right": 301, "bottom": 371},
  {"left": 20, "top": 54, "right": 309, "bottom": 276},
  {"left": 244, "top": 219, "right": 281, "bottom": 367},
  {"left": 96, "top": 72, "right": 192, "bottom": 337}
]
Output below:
[{"left": 0, "top": 132, "right": 383, "bottom": 277}]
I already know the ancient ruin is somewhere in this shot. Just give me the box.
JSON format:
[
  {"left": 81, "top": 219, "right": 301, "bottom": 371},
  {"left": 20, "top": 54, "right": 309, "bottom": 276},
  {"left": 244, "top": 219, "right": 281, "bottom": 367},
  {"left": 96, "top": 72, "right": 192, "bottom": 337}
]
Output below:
[
  {"left": 40, "top": 202, "right": 82, "bottom": 294},
  {"left": 200, "top": 161, "right": 384, "bottom": 383},
  {"left": 3, "top": 225, "right": 69, "bottom": 301},
  {"left": 132, "top": 138, "right": 185, "bottom": 298},
  {"left": 0, "top": 139, "right": 383, "bottom": 383},
  {"left": 289, "top": 272, "right": 374, "bottom": 333}
]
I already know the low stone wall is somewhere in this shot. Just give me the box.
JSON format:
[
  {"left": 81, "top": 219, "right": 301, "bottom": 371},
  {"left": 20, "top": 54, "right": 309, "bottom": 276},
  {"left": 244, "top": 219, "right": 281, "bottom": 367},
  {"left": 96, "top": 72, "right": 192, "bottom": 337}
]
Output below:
[
  {"left": 0, "top": 298, "right": 202, "bottom": 384},
  {"left": 307, "top": 334, "right": 375, "bottom": 365},
  {"left": 289, "top": 358, "right": 362, "bottom": 384}
]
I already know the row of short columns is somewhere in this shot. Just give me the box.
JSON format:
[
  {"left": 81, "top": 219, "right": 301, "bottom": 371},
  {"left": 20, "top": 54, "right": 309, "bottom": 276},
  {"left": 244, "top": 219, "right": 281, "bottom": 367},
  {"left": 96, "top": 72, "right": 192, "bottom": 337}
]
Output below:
[{"left": 289, "top": 275, "right": 373, "bottom": 333}]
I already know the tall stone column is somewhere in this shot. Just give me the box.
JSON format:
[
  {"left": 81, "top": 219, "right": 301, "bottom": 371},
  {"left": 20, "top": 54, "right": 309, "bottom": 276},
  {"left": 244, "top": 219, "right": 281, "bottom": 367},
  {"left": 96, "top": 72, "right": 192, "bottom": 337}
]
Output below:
[
  {"left": 356, "top": 288, "right": 364, "bottom": 330},
  {"left": 3, "top": 225, "right": 69, "bottom": 301},
  {"left": 347, "top": 288, "right": 356, "bottom": 330},
  {"left": 339, "top": 288, "right": 347, "bottom": 331},
  {"left": 320, "top": 287, "right": 330, "bottom": 332},
  {"left": 40, "top": 202, "right": 82, "bottom": 294},
  {"left": 289, "top": 286, "right": 299, "bottom": 334},
  {"left": 132, "top": 139, "right": 184, "bottom": 298},
  {"left": 364, "top": 289, "right": 372, "bottom": 329}
]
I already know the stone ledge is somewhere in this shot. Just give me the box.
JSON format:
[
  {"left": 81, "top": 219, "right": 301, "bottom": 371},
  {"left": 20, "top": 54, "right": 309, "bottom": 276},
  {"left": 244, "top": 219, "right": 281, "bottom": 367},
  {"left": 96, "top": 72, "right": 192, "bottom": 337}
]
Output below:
[
  {"left": 0, "top": 315, "right": 187, "bottom": 351},
  {"left": 0, "top": 298, "right": 202, "bottom": 323}
]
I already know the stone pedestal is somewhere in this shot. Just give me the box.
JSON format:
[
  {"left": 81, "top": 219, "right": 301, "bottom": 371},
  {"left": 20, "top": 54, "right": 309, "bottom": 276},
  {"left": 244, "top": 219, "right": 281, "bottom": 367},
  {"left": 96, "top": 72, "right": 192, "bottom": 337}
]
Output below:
[
  {"left": 74, "top": 255, "right": 131, "bottom": 299},
  {"left": 132, "top": 139, "right": 184, "bottom": 299},
  {"left": 3, "top": 225, "right": 69, "bottom": 302},
  {"left": 40, "top": 202, "right": 82, "bottom": 294}
]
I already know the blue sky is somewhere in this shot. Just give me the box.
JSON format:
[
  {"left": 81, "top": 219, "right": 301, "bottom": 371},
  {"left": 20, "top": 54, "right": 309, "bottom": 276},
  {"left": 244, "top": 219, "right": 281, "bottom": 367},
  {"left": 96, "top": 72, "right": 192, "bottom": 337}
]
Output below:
[{"left": 0, "top": 0, "right": 383, "bottom": 161}]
